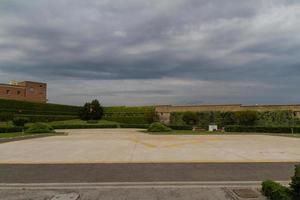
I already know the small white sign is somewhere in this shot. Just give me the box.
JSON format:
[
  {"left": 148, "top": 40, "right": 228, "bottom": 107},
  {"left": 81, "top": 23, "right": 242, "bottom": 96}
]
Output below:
[{"left": 209, "top": 125, "right": 218, "bottom": 132}]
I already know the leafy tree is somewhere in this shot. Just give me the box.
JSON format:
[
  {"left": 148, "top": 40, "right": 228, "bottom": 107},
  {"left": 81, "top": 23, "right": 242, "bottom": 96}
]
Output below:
[
  {"left": 182, "top": 112, "right": 199, "bottom": 126},
  {"left": 79, "top": 99, "right": 104, "bottom": 120}
]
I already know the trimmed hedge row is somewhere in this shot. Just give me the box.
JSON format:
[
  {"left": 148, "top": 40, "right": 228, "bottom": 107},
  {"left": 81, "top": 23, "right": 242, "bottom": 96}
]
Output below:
[
  {"left": 0, "top": 126, "right": 23, "bottom": 133},
  {"left": 225, "top": 125, "right": 300, "bottom": 133},
  {"left": 168, "top": 125, "right": 193, "bottom": 130},
  {"left": 0, "top": 99, "right": 81, "bottom": 115},
  {"left": 14, "top": 114, "right": 78, "bottom": 122},
  {"left": 52, "top": 124, "right": 119, "bottom": 129},
  {"left": 119, "top": 124, "right": 150, "bottom": 128}
]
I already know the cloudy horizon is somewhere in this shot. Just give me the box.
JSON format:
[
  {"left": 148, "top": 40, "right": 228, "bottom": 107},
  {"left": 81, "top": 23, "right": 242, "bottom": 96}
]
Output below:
[{"left": 0, "top": 0, "right": 300, "bottom": 106}]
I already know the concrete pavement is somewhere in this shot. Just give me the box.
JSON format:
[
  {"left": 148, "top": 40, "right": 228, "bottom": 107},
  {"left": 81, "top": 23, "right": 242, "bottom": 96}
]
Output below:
[{"left": 1, "top": 129, "right": 300, "bottom": 163}]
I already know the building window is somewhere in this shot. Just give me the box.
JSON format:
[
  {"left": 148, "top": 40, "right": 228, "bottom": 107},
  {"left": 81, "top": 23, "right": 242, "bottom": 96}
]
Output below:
[
  {"left": 6, "top": 90, "right": 10, "bottom": 94},
  {"left": 40, "top": 85, "right": 43, "bottom": 87},
  {"left": 29, "top": 88, "right": 34, "bottom": 93},
  {"left": 17, "top": 91, "right": 21, "bottom": 95}
]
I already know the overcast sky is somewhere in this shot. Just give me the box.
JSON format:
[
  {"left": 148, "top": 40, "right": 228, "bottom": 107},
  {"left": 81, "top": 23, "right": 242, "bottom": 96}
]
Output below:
[{"left": 0, "top": 0, "right": 300, "bottom": 106}]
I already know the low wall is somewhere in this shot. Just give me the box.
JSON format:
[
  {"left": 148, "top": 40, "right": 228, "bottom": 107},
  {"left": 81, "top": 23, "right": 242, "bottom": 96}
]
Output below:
[{"left": 155, "top": 104, "right": 300, "bottom": 124}]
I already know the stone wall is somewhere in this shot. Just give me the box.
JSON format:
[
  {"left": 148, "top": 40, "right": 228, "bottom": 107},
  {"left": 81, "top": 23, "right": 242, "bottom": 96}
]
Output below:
[{"left": 155, "top": 104, "right": 300, "bottom": 124}]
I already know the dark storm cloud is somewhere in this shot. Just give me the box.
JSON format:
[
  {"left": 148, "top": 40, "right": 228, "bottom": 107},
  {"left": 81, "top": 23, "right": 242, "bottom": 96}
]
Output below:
[{"left": 0, "top": 0, "right": 300, "bottom": 105}]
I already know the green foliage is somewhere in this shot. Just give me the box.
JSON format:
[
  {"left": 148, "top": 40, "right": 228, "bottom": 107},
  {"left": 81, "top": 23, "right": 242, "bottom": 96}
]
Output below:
[
  {"left": 0, "top": 112, "right": 14, "bottom": 122},
  {"left": 168, "top": 125, "right": 193, "bottom": 130},
  {"left": 80, "top": 99, "right": 104, "bottom": 120},
  {"left": 14, "top": 114, "right": 78, "bottom": 122},
  {"left": 225, "top": 125, "right": 300, "bottom": 133},
  {"left": 257, "top": 111, "right": 297, "bottom": 126},
  {"left": 0, "top": 126, "right": 23, "bottom": 133},
  {"left": 25, "top": 123, "right": 55, "bottom": 133},
  {"left": 147, "top": 122, "right": 172, "bottom": 132},
  {"left": 12, "top": 117, "right": 29, "bottom": 127},
  {"left": 119, "top": 124, "right": 150, "bottom": 128},
  {"left": 86, "top": 120, "right": 99, "bottom": 124},
  {"left": 103, "top": 106, "right": 155, "bottom": 124},
  {"left": 234, "top": 111, "right": 258, "bottom": 126},
  {"left": 262, "top": 180, "right": 292, "bottom": 200},
  {"left": 290, "top": 165, "right": 300, "bottom": 200},
  {"left": 0, "top": 99, "right": 81, "bottom": 115},
  {"left": 52, "top": 124, "right": 118, "bottom": 129},
  {"left": 182, "top": 112, "right": 199, "bottom": 126}
]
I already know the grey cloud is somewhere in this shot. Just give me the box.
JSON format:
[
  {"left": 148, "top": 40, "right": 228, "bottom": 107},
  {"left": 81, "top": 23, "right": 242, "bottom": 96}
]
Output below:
[{"left": 0, "top": 0, "right": 300, "bottom": 105}]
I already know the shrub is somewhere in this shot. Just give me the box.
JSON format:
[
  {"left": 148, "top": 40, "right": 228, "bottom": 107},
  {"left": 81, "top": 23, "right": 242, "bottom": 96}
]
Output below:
[
  {"left": 25, "top": 123, "right": 55, "bottom": 133},
  {"left": 12, "top": 117, "right": 29, "bottom": 127},
  {"left": 262, "top": 180, "right": 292, "bottom": 200},
  {"left": 86, "top": 120, "right": 99, "bottom": 124},
  {"left": 290, "top": 165, "right": 300, "bottom": 200},
  {"left": 182, "top": 112, "right": 199, "bottom": 126},
  {"left": 119, "top": 124, "right": 149, "bottom": 129},
  {"left": 235, "top": 111, "right": 258, "bottom": 126},
  {"left": 51, "top": 124, "right": 118, "bottom": 129},
  {"left": 0, "top": 126, "right": 23, "bottom": 133},
  {"left": 79, "top": 99, "right": 104, "bottom": 120},
  {"left": 168, "top": 125, "right": 193, "bottom": 130},
  {"left": 147, "top": 122, "right": 172, "bottom": 132},
  {"left": 225, "top": 125, "right": 300, "bottom": 133},
  {"left": 0, "top": 112, "right": 14, "bottom": 121}
]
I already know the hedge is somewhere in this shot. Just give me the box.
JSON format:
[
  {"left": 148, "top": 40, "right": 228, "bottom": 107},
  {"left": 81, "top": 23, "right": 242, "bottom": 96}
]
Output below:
[
  {"left": 168, "top": 125, "right": 193, "bottom": 130},
  {"left": 225, "top": 125, "right": 300, "bottom": 133},
  {"left": 0, "top": 99, "right": 81, "bottom": 116},
  {"left": 170, "top": 110, "right": 300, "bottom": 128},
  {"left": 14, "top": 114, "right": 78, "bottom": 122},
  {"left": 119, "top": 124, "right": 150, "bottom": 128},
  {"left": 52, "top": 124, "right": 119, "bottom": 129},
  {"left": 0, "top": 126, "right": 23, "bottom": 133}
]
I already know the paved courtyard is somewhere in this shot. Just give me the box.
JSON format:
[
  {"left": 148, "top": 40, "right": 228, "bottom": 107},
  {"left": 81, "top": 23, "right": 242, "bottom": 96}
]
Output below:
[{"left": 0, "top": 129, "right": 300, "bottom": 164}]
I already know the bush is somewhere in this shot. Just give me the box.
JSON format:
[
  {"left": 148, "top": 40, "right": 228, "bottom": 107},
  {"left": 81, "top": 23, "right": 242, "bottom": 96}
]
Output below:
[
  {"left": 86, "top": 120, "right": 99, "bottom": 124},
  {"left": 182, "top": 112, "right": 199, "bottom": 126},
  {"left": 79, "top": 99, "right": 104, "bottom": 120},
  {"left": 168, "top": 125, "right": 193, "bottom": 130},
  {"left": 14, "top": 114, "right": 78, "bottom": 122},
  {"left": 0, "top": 112, "right": 14, "bottom": 121},
  {"left": 262, "top": 180, "right": 292, "bottom": 200},
  {"left": 225, "top": 125, "right": 300, "bottom": 133},
  {"left": 0, "top": 126, "right": 23, "bottom": 133},
  {"left": 290, "top": 165, "right": 300, "bottom": 200},
  {"left": 147, "top": 122, "right": 172, "bottom": 132},
  {"left": 12, "top": 117, "right": 29, "bottom": 127},
  {"left": 119, "top": 124, "right": 149, "bottom": 129},
  {"left": 51, "top": 124, "right": 118, "bottom": 129},
  {"left": 235, "top": 111, "right": 258, "bottom": 126},
  {"left": 25, "top": 123, "right": 55, "bottom": 134}
]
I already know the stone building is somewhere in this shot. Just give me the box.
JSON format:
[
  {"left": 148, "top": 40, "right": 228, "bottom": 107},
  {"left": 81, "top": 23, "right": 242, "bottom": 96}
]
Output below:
[
  {"left": 156, "top": 104, "right": 300, "bottom": 124},
  {"left": 0, "top": 81, "right": 47, "bottom": 103}
]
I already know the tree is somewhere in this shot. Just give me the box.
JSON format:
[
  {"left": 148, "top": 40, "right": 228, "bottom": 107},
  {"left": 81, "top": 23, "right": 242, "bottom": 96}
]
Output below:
[
  {"left": 79, "top": 99, "right": 104, "bottom": 120},
  {"left": 182, "top": 112, "right": 199, "bottom": 126}
]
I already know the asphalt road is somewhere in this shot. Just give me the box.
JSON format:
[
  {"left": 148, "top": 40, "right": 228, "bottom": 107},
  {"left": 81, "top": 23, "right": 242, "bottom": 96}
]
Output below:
[{"left": 0, "top": 162, "right": 298, "bottom": 183}]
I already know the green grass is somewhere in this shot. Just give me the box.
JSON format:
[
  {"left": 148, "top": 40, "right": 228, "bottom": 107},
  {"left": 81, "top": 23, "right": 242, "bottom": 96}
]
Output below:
[
  {"left": 47, "top": 119, "right": 119, "bottom": 126},
  {"left": 0, "top": 132, "right": 58, "bottom": 139}
]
